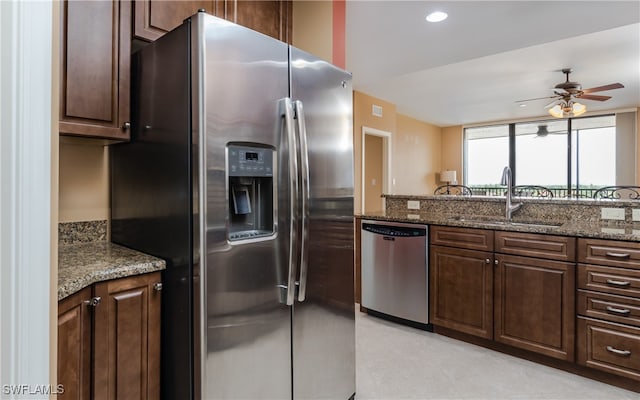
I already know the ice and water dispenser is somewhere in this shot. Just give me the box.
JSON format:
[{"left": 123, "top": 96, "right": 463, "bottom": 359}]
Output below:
[{"left": 227, "top": 144, "right": 275, "bottom": 241}]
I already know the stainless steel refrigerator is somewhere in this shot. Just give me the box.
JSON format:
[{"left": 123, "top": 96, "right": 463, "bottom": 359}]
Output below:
[{"left": 111, "top": 11, "right": 355, "bottom": 400}]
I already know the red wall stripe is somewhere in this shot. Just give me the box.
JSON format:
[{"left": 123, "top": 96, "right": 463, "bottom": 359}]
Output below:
[{"left": 332, "top": 0, "right": 346, "bottom": 69}]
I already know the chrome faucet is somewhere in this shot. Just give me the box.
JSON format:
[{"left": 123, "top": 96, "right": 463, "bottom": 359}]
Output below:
[{"left": 500, "top": 166, "right": 522, "bottom": 220}]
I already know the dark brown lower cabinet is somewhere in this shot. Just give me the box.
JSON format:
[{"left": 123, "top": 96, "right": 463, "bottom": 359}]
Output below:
[
  {"left": 430, "top": 244, "right": 494, "bottom": 339},
  {"left": 58, "top": 287, "right": 92, "bottom": 400},
  {"left": 494, "top": 254, "right": 575, "bottom": 361},
  {"left": 94, "top": 272, "right": 161, "bottom": 400},
  {"left": 58, "top": 272, "right": 161, "bottom": 400},
  {"left": 430, "top": 226, "right": 576, "bottom": 360},
  {"left": 577, "top": 316, "right": 640, "bottom": 381}
]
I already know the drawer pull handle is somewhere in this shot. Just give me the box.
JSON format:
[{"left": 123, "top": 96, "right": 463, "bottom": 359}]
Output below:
[
  {"left": 606, "top": 279, "right": 631, "bottom": 287},
  {"left": 605, "top": 252, "right": 631, "bottom": 259},
  {"left": 605, "top": 306, "right": 631, "bottom": 316},
  {"left": 606, "top": 346, "right": 631, "bottom": 357}
]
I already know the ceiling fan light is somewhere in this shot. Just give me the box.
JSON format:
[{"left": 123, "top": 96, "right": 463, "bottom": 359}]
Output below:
[
  {"left": 548, "top": 101, "right": 587, "bottom": 118},
  {"left": 548, "top": 104, "right": 564, "bottom": 118},
  {"left": 572, "top": 102, "right": 587, "bottom": 116}
]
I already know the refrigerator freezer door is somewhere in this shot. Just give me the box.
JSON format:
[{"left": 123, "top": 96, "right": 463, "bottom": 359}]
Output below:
[
  {"left": 195, "top": 14, "right": 292, "bottom": 400},
  {"left": 290, "top": 47, "right": 356, "bottom": 399}
]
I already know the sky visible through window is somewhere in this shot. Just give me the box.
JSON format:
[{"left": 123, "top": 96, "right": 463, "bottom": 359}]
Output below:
[{"left": 465, "top": 116, "right": 616, "bottom": 188}]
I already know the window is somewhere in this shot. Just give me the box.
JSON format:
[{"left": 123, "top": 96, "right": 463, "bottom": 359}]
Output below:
[
  {"left": 464, "top": 114, "right": 618, "bottom": 197},
  {"left": 515, "top": 119, "right": 568, "bottom": 187},
  {"left": 571, "top": 115, "right": 616, "bottom": 195},
  {"left": 465, "top": 125, "right": 509, "bottom": 187}
]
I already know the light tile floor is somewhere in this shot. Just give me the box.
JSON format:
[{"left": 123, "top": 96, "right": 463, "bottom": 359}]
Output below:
[{"left": 355, "top": 310, "right": 638, "bottom": 400}]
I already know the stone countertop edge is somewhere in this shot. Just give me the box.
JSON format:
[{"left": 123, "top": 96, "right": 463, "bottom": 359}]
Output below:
[
  {"left": 58, "top": 241, "right": 166, "bottom": 301},
  {"left": 356, "top": 213, "right": 640, "bottom": 242},
  {"left": 381, "top": 194, "right": 640, "bottom": 207}
]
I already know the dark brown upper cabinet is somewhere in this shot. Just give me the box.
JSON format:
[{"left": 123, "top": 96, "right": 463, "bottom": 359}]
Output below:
[
  {"left": 133, "top": 0, "right": 292, "bottom": 43},
  {"left": 59, "top": 0, "right": 131, "bottom": 140}
]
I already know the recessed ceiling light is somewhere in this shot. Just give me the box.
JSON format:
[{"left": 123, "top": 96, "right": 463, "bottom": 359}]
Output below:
[
  {"left": 519, "top": 104, "right": 527, "bottom": 108},
  {"left": 426, "top": 11, "right": 448, "bottom": 23}
]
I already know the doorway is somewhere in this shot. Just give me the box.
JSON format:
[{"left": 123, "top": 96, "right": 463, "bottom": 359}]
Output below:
[{"left": 362, "top": 127, "right": 392, "bottom": 213}]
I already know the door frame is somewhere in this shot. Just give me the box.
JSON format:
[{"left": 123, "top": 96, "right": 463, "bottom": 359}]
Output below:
[
  {"left": 361, "top": 126, "right": 392, "bottom": 213},
  {"left": 0, "top": 0, "right": 54, "bottom": 390}
]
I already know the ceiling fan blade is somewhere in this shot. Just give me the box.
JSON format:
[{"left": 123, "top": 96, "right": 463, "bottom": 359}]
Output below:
[
  {"left": 579, "top": 94, "right": 611, "bottom": 101},
  {"left": 544, "top": 99, "right": 558, "bottom": 109},
  {"left": 582, "top": 83, "right": 624, "bottom": 93},
  {"left": 515, "top": 95, "right": 560, "bottom": 103}
]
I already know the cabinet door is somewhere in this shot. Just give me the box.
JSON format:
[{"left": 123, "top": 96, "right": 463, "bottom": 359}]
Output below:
[
  {"left": 232, "top": 0, "right": 292, "bottom": 43},
  {"left": 133, "top": 1, "right": 215, "bottom": 41},
  {"left": 93, "top": 272, "right": 162, "bottom": 400},
  {"left": 133, "top": 1, "right": 292, "bottom": 43},
  {"left": 430, "top": 245, "right": 494, "bottom": 338},
  {"left": 60, "top": 0, "right": 131, "bottom": 140},
  {"left": 58, "top": 287, "right": 92, "bottom": 400},
  {"left": 494, "top": 254, "right": 575, "bottom": 361}
]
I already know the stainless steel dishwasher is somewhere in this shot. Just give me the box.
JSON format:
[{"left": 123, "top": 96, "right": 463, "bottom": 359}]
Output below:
[{"left": 361, "top": 220, "right": 430, "bottom": 329}]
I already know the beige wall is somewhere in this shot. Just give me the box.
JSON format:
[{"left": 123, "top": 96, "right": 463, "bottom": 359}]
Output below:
[
  {"left": 292, "top": 1, "right": 333, "bottom": 63},
  {"left": 353, "top": 91, "right": 397, "bottom": 214},
  {"left": 441, "top": 125, "right": 464, "bottom": 185},
  {"left": 354, "top": 91, "right": 447, "bottom": 212},
  {"left": 58, "top": 138, "right": 110, "bottom": 223},
  {"left": 395, "top": 114, "right": 442, "bottom": 195}
]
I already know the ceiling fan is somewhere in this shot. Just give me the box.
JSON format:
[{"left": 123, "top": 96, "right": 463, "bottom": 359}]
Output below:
[
  {"left": 516, "top": 68, "right": 624, "bottom": 117},
  {"left": 533, "top": 124, "right": 565, "bottom": 138}
]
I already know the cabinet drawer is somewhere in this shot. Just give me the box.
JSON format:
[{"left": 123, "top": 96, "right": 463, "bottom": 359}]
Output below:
[
  {"left": 577, "top": 290, "right": 640, "bottom": 328},
  {"left": 430, "top": 225, "right": 494, "bottom": 251},
  {"left": 577, "top": 317, "right": 640, "bottom": 381},
  {"left": 578, "top": 238, "right": 640, "bottom": 270},
  {"left": 578, "top": 264, "right": 640, "bottom": 298},
  {"left": 495, "top": 231, "right": 575, "bottom": 262}
]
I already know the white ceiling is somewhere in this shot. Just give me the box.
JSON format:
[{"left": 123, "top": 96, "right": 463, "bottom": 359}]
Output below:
[{"left": 346, "top": 1, "right": 640, "bottom": 127}]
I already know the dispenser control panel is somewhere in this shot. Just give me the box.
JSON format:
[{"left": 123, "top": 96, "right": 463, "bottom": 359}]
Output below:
[
  {"left": 227, "top": 144, "right": 275, "bottom": 242},
  {"left": 228, "top": 145, "right": 273, "bottom": 177}
]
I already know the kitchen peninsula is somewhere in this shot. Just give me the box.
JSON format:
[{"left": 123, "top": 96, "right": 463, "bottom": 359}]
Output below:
[{"left": 357, "top": 194, "right": 640, "bottom": 393}]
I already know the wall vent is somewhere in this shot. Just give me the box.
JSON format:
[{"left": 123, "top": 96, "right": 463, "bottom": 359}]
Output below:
[{"left": 372, "top": 104, "right": 383, "bottom": 117}]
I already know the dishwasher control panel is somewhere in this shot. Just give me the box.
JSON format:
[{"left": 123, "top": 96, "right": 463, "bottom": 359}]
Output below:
[{"left": 362, "top": 223, "right": 426, "bottom": 237}]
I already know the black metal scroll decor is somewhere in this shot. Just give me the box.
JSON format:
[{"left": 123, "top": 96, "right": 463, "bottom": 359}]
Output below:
[
  {"left": 592, "top": 186, "right": 640, "bottom": 200},
  {"left": 509, "top": 185, "right": 555, "bottom": 198},
  {"left": 434, "top": 184, "right": 473, "bottom": 196}
]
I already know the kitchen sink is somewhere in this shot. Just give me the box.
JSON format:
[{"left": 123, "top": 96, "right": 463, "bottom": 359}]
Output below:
[{"left": 448, "top": 217, "right": 563, "bottom": 229}]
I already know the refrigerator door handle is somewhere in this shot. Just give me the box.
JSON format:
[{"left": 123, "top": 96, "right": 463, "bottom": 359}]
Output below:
[
  {"left": 281, "top": 97, "right": 299, "bottom": 306},
  {"left": 295, "top": 100, "right": 310, "bottom": 302}
]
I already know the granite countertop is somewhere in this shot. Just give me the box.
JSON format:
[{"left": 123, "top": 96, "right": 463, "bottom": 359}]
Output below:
[
  {"left": 58, "top": 241, "right": 166, "bottom": 301},
  {"left": 357, "top": 212, "right": 640, "bottom": 242}
]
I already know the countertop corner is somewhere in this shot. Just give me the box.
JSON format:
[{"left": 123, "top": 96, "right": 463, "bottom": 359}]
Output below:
[{"left": 58, "top": 241, "right": 166, "bottom": 301}]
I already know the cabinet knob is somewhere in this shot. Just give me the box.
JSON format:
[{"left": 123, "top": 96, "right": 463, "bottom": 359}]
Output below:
[
  {"left": 122, "top": 122, "right": 131, "bottom": 130},
  {"left": 485, "top": 258, "right": 490, "bottom": 264},
  {"left": 84, "top": 296, "right": 101, "bottom": 307},
  {"left": 153, "top": 282, "right": 163, "bottom": 292},
  {"left": 494, "top": 259, "right": 499, "bottom": 265}
]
